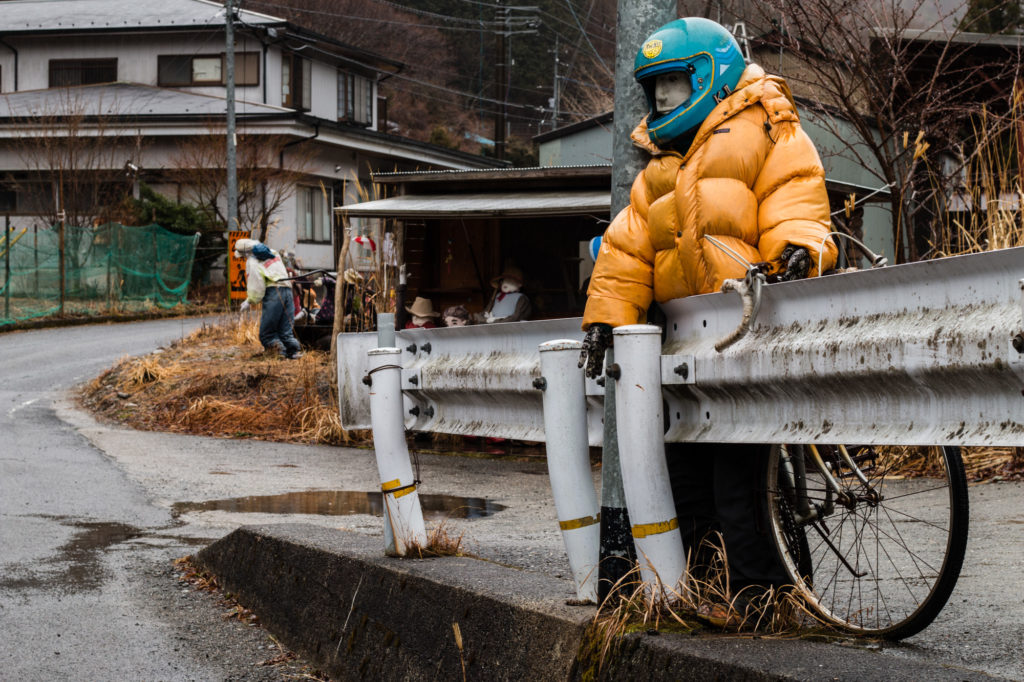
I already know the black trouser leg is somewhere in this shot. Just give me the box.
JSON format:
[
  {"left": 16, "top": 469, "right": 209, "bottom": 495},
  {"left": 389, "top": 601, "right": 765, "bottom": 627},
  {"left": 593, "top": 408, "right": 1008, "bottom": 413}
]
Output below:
[{"left": 666, "top": 443, "right": 787, "bottom": 589}]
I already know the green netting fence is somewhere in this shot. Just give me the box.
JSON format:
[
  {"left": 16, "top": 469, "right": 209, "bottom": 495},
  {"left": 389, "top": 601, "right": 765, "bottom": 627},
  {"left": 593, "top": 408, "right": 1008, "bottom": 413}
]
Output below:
[{"left": 0, "top": 222, "right": 199, "bottom": 326}]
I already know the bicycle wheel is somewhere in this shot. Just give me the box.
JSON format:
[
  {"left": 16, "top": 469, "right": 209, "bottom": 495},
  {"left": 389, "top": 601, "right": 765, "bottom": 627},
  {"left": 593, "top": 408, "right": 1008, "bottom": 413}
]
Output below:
[{"left": 766, "top": 444, "right": 969, "bottom": 639}]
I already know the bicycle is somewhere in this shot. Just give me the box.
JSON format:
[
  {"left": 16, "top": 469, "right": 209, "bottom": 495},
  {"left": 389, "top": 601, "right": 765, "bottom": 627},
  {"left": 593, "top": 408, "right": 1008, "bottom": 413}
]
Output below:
[{"left": 765, "top": 443, "right": 969, "bottom": 639}]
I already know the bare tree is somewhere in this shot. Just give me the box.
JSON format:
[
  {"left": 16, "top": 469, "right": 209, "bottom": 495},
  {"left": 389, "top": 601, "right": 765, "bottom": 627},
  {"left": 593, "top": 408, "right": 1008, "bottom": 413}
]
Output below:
[
  {"left": 171, "top": 128, "right": 314, "bottom": 240},
  {"left": 8, "top": 88, "right": 142, "bottom": 232},
  {"left": 734, "top": 0, "right": 1024, "bottom": 262}
]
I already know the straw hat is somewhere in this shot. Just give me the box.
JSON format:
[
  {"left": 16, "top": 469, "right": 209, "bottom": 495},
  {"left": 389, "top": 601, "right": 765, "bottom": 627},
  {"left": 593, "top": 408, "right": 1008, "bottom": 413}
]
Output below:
[
  {"left": 490, "top": 265, "right": 524, "bottom": 289},
  {"left": 405, "top": 296, "right": 440, "bottom": 317}
]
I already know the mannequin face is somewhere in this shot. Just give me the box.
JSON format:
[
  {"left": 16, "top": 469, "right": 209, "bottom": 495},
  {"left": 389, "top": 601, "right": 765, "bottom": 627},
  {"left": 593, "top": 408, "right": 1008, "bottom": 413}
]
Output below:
[
  {"left": 444, "top": 315, "right": 467, "bottom": 327},
  {"left": 500, "top": 278, "right": 521, "bottom": 294},
  {"left": 655, "top": 71, "right": 692, "bottom": 113}
]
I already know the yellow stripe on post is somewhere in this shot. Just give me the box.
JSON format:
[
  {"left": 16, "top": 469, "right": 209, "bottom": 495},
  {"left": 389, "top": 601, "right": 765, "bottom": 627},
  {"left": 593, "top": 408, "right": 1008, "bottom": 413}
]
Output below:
[
  {"left": 381, "top": 478, "right": 416, "bottom": 499},
  {"left": 631, "top": 517, "right": 679, "bottom": 539},
  {"left": 558, "top": 513, "right": 601, "bottom": 531}
]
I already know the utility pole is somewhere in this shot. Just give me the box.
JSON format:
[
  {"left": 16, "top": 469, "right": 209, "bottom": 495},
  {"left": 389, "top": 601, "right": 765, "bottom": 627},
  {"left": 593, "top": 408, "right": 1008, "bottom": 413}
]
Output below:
[
  {"left": 225, "top": 0, "right": 238, "bottom": 232},
  {"left": 550, "top": 35, "right": 560, "bottom": 131},
  {"left": 598, "top": 0, "right": 676, "bottom": 604},
  {"left": 494, "top": 1, "right": 507, "bottom": 161}
]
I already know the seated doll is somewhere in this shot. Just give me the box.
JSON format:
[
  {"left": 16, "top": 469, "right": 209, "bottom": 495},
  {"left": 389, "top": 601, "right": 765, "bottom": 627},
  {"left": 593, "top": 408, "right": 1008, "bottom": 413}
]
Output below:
[
  {"left": 442, "top": 304, "right": 470, "bottom": 327},
  {"left": 474, "top": 266, "right": 531, "bottom": 324},
  {"left": 404, "top": 296, "right": 440, "bottom": 329}
]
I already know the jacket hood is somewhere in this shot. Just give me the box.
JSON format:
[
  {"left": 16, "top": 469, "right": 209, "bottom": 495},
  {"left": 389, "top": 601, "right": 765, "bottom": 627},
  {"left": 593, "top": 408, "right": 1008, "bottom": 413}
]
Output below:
[{"left": 630, "top": 63, "right": 799, "bottom": 159}]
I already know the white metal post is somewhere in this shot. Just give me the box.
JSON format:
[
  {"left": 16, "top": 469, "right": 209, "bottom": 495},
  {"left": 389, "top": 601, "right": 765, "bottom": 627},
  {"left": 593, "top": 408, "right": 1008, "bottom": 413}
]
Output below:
[
  {"left": 367, "top": 347, "right": 427, "bottom": 556},
  {"left": 538, "top": 340, "right": 600, "bottom": 602},
  {"left": 612, "top": 325, "right": 686, "bottom": 594}
]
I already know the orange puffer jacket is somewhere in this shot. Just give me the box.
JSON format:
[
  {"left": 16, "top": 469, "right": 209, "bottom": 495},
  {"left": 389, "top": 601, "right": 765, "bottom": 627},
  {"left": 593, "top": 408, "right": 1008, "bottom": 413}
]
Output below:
[{"left": 583, "top": 63, "right": 838, "bottom": 330}]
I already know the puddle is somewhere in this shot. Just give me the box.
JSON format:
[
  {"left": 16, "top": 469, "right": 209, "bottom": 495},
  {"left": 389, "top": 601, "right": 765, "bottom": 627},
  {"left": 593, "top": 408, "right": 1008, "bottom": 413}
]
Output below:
[
  {"left": 172, "top": 490, "right": 506, "bottom": 520},
  {"left": 0, "top": 521, "right": 142, "bottom": 593}
]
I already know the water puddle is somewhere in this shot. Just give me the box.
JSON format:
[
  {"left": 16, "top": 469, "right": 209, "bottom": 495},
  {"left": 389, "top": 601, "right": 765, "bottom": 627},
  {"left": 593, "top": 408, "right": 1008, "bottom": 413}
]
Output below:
[{"left": 172, "top": 490, "right": 506, "bottom": 520}]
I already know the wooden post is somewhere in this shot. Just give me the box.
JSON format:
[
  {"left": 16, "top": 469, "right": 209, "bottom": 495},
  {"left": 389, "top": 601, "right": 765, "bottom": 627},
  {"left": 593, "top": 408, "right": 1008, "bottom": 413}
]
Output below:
[{"left": 58, "top": 216, "right": 65, "bottom": 315}]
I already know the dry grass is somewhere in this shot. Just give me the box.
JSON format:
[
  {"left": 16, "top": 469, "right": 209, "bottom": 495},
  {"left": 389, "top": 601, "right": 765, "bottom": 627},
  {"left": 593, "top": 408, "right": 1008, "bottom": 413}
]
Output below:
[
  {"left": 79, "top": 316, "right": 359, "bottom": 446},
  {"left": 401, "top": 520, "right": 468, "bottom": 559},
  {"left": 879, "top": 445, "right": 1024, "bottom": 482},
  {"left": 580, "top": 534, "right": 831, "bottom": 678}
]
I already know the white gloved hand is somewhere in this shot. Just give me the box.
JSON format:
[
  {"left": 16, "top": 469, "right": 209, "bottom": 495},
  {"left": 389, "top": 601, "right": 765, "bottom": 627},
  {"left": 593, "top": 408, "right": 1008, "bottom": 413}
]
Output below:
[{"left": 239, "top": 299, "right": 251, "bottom": 313}]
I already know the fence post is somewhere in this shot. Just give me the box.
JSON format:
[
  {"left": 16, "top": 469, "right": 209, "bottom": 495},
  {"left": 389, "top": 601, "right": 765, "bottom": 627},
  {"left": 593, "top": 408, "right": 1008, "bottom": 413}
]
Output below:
[
  {"left": 538, "top": 339, "right": 600, "bottom": 602},
  {"left": 58, "top": 217, "right": 65, "bottom": 315},
  {"left": 4, "top": 215, "right": 10, "bottom": 321},
  {"left": 612, "top": 324, "right": 686, "bottom": 595}
]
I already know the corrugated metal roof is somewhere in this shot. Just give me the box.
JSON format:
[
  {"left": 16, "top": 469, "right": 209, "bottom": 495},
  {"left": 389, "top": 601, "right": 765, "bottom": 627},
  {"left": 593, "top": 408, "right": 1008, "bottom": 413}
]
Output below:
[
  {"left": 336, "top": 191, "right": 610, "bottom": 218},
  {"left": 0, "top": 83, "right": 291, "bottom": 118},
  {"left": 0, "top": 0, "right": 283, "bottom": 33}
]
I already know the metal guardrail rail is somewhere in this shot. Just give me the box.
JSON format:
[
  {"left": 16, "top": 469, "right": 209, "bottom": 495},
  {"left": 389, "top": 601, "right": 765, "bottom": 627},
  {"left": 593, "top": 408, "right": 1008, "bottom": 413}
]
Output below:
[{"left": 339, "top": 246, "right": 1024, "bottom": 447}]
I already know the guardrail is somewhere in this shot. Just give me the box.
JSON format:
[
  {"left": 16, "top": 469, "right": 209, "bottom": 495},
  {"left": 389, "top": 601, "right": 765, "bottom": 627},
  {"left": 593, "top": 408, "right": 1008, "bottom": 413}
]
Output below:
[{"left": 340, "top": 246, "right": 1024, "bottom": 448}]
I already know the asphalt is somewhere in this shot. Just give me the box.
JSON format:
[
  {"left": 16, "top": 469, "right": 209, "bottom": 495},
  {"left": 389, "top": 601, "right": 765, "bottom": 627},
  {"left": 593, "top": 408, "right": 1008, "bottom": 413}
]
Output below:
[{"left": 2, "top": 317, "right": 1022, "bottom": 680}]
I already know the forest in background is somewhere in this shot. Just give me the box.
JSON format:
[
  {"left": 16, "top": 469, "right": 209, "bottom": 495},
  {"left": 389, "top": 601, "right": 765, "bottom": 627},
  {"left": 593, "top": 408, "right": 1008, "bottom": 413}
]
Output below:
[{"left": 244, "top": 0, "right": 619, "bottom": 160}]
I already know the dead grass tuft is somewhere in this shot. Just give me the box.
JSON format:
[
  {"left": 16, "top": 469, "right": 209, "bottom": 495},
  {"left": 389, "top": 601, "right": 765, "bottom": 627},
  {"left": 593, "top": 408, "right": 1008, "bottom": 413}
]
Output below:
[
  {"left": 78, "top": 317, "right": 360, "bottom": 446},
  {"left": 581, "top": 534, "right": 831, "bottom": 676}
]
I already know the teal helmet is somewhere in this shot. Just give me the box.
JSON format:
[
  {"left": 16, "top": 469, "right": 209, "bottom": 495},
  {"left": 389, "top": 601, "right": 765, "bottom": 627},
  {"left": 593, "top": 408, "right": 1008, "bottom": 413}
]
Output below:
[{"left": 634, "top": 18, "right": 745, "bottom": 148}]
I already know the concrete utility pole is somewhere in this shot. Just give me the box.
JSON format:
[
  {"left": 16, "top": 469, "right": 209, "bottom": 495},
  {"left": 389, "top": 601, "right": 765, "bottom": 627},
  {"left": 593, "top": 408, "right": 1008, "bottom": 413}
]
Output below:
[
  {"left": 599, "top": 0, "right": 676, "bottom": 604},
  {"left": 225, "top": 0, "right": 238, "bottom": 231}
]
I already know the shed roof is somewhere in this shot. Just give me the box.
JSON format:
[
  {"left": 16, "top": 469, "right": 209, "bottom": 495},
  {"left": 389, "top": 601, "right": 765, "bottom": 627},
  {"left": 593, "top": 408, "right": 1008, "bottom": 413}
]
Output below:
[{"left": 336, "top": 190, "right": 610, "bottom": 219}]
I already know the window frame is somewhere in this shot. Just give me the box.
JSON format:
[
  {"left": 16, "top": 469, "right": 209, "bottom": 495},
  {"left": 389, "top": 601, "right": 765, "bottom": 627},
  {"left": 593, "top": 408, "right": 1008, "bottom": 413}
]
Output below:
[
  {"left": 282, "top": 53, "right": 311, "bottom": 111},
  {"left": 48, "top": 58, "right": 118, "bottom": 87},
  {"left": 337, "top": 70, "right": 374, "bottom": 126},
  {"left": 157, "top": 53, "right": 260, "bottom": 88},
  {"left": 296, "top": 184, "right": 331, "bottom": 244}
]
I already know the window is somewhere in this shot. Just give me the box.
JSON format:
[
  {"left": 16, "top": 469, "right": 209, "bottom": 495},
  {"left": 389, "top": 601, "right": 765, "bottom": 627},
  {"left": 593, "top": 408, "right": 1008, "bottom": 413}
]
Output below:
[
  {"left": 282, "top": 54, "right": 311, "bottom": 110},
  {"left": 296, "top": 185, "right": 330, "bottom": 243},
  {"left": 158, "top": 53, "right": 259, "bottom": 87},
  {"left": 49, "top": 59, "right": 117, "bottom": 87},
  {"left": 337, "top": 71, "right": 373, "bottom": 125}
]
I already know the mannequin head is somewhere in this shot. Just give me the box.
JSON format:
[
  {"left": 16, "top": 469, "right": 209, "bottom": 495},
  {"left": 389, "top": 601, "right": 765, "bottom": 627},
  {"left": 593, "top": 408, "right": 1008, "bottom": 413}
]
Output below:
[
  {"left": 655, "top": 71, "right": 692, "bottom": 115},
  {"left": 499, "top": 278, "right": 521, "bottom": 294},
  {"left": 443, "top": 305, "right": 470, "bottom": 327}
]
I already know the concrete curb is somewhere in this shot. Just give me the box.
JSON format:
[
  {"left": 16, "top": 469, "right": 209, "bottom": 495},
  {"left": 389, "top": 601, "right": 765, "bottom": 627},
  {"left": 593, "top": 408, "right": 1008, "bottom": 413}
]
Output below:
[{"left": 196, "top": 524, "right": 999, "bottom": 681}]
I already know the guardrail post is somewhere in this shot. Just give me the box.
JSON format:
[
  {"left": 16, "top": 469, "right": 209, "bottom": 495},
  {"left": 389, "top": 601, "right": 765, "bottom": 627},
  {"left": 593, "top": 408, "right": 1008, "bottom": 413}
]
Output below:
[
  {"left": 612, "top": 324, "right": 686, "bottom": 595},
  {"left": 538, "top": 340, "right": 600, "bottom": 602},
  {"left": 367, "top": 347, "right": 428, "bottom": 556}
]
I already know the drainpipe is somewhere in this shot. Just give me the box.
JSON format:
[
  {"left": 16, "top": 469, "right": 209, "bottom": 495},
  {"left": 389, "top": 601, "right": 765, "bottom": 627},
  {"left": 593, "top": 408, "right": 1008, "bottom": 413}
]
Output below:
[{"left": 0, "top": 37, "right": 18, "bottom": 90}]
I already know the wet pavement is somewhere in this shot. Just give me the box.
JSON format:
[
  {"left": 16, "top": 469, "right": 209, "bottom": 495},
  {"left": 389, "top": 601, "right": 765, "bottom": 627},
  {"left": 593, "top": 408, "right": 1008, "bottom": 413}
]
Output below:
[
  {"left": 0, "top": 317, "right": 313, "bottom": 680},
  {"left": 1, "top": 317, "right": 1022, "bottom": 680}
]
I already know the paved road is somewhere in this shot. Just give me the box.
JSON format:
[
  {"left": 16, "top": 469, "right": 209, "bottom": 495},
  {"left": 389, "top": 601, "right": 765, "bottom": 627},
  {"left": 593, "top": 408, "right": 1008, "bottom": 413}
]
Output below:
[
  {"left": 2, "top": 319, "right": 1022, "bottom": 680},
  {"left": 0, "top": 318, "right": 311, "bottom": 681}
]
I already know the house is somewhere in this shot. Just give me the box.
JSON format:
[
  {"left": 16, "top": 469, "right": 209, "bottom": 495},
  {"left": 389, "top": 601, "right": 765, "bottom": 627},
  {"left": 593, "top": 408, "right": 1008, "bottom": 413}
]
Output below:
[{"left": 0, "top": 0, "right": 500, "bottom": 271}]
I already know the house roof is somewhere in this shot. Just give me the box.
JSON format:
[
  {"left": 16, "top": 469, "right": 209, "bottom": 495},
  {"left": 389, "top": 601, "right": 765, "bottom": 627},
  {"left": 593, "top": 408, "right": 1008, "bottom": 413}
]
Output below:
[
  {"left": 0, "top": 0, "right": 283, "bottom": 33},
  {"left": 0, "top": 82, "right": 292, "bottom": 120},
  {"left": 0, "top": 0, "right": 403, "bottom": 74}
]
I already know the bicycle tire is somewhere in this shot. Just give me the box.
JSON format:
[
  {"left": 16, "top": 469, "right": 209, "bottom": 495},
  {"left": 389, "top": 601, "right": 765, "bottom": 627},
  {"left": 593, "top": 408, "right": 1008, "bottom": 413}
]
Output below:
[{"left": 766, "top": 444, "right": 969, "bottom": 639}]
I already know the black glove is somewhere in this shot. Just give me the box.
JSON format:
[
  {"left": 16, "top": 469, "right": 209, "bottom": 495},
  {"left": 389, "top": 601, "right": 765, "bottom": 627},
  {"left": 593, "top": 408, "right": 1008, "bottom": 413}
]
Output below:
[
  {"left": 779, "top": 246, "right": 810, "bottom": 281},
  {"left": 578, "top": 323, "right": 613, "bottom": 379}
]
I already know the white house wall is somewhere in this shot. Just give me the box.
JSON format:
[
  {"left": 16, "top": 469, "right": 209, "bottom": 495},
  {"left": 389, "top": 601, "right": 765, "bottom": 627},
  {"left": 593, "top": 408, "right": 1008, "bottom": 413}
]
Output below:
[{"left": 3, "top": 33, "right": 266, "bottom": 103}]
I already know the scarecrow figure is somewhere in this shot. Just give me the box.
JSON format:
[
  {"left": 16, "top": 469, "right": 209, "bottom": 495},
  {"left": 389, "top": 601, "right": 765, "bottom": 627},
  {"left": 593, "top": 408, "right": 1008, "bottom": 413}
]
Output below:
[
  {"left": 475, "top": 266, "right": 531, "bottom": 324},
  {"left": 404, "top": 296, "right": 440, "bottom": 329},
  {"left": 577, "top": 17, "right": 838, "bottom": 618},
  {"left": 235, "top": 238, "right": 303, "bottom": 359}
]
